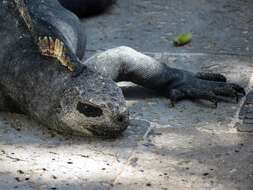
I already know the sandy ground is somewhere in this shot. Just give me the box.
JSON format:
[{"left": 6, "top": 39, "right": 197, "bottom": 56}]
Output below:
[{"left": 1, "top": 0, "right": 253, "bottom": 189}]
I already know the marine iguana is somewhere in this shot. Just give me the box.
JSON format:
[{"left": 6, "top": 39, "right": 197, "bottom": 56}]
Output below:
[{"left": 0, "top": 0, "right": 245, "bottom": 137}]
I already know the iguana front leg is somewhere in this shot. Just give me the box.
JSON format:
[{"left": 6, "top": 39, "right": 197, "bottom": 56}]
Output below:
[{"left": 85, "top": 46, "right": 245, "bottom": 106}]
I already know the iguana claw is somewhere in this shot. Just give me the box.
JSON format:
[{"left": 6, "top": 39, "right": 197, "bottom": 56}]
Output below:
[
  {"left": 195, "top": 72, "right": 227, "bottom": 82},
  {"left": 167, "top": 71, "right": 245, "bottom": 106}
]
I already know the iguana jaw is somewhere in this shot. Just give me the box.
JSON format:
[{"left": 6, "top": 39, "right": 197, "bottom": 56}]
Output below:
[
  {"left": 75, "top": 105, "right": 129, "bottom": 137},
  {"left": 58, "top": 104, "right": 129, "bottom": 137}
]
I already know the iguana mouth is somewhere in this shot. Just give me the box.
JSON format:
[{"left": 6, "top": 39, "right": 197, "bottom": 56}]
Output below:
[{"left": 84, "top": 109, "right": 129, "bottom": 138}]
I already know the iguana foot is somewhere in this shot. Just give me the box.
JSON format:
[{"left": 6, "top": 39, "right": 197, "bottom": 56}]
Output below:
[{"left": 168, "top": 71, "right": 245, "bottom": 106}]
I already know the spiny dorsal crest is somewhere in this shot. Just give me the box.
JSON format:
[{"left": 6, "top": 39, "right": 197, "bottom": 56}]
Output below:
[{"left": 14, "top": 0, "right": 75, "bottom": 72}]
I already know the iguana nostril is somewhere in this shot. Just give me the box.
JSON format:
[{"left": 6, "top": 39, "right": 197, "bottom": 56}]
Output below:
[
  {"left": 116, "top": 111, "right": 129, "bottom": 123},
  {"left": 77, "top": 102, "right": 103, "bottom": 117}
]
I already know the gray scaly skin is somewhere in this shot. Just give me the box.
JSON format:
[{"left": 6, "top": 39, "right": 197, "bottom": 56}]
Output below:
[
  {"left": 0, "top": 0, "right": 245, "bottom": 137},
  {"left": 0, "top": 0, "right": 128, "bottom": 137},
  {"left": 84, "top": 46, "right": 245, "bottom": 106}
]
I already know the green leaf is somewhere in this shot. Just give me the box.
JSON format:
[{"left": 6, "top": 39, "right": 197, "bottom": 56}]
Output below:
[{"left": 173, "top": 33, "right": 192, "bottom": 46}]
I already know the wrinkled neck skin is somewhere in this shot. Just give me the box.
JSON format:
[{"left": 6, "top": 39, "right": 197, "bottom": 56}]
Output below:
[{"left": 0, "top": 1, "right": 129, "bottom": 137}]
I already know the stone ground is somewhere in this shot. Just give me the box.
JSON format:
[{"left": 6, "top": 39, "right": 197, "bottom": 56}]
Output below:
[{"left": 1, "top": 0, "right": 253, "bottom": 189}]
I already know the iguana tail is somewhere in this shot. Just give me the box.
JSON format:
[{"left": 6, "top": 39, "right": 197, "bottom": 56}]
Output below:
[{"left": 58, "top": 0, "right": 117, "bottom": 17}]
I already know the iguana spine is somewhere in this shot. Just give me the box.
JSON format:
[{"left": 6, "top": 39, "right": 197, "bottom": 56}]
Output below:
[{"left": 14, "top": 0, "right": 75, "bottom": 72}]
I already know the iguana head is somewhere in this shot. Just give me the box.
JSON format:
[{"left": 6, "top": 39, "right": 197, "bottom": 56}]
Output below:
[{"left": 47, "top": 67, "right": 129, "bottom": 138}]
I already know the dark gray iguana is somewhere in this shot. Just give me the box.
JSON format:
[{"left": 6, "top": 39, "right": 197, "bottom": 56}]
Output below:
[{"left": 0, "top": 0, "right": 245, "bottom": 137}]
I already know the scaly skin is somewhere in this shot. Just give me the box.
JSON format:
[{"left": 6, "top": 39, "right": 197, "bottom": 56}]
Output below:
[
  {"left": 0, "top": 0, "right": 128, "bottom": 137},
  {"left": 0, "top": 0, "right": 245, "bottom": 137},
  {"left": 84, "top": 46, "right": 245, "bottom": 106}
]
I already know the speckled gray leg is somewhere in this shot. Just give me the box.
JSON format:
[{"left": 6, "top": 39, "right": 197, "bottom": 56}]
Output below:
[
  {"left": 84, "top": 46, "right": 175, "bottom": 88},
  {"left": 84, "top": 46, "right": 245, "bottom": 105}
]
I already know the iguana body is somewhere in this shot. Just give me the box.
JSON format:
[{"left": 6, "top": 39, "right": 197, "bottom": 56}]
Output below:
[{"left": 0, "top": 0, "right": 245, "bottom": 137}]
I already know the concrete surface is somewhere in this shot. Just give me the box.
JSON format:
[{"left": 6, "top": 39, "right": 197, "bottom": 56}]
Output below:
[
  {"left": 84, "top": 0, "right": 253, "bottom": 56},
  {"left": 1, "top": 0, "right": 253, "bottom": 190}
]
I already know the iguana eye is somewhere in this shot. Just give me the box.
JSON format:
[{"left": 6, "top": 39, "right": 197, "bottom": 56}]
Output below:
[{"left": 77, "top": 102, "right": 103, "bottom": 117}]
